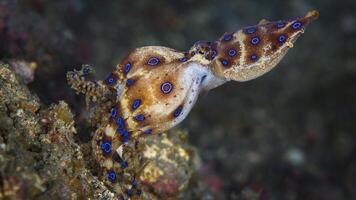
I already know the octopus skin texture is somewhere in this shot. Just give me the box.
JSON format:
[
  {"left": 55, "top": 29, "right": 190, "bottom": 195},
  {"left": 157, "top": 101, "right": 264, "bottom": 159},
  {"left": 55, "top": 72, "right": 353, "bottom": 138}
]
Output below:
[{"left": 67, "top": 10, "right": 319, "bottom": 199}]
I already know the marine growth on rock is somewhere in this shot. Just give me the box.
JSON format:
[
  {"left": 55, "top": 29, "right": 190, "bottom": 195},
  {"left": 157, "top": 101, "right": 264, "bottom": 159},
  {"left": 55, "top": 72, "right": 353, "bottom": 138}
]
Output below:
[{"left": 67, "top": 10, "right": 319, "bottom": 199}]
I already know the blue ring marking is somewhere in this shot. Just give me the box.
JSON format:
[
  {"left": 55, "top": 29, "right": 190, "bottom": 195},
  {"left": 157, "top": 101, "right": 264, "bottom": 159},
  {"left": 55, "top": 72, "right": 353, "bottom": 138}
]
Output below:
[
  {"left": 108, "top": 170, "right": 117, "bottom": 182},
  {"left": 161, "top": 82, "right": 173, "bottom": 94},
  {"left": 147, "top": 57, "right": 160, "bottom": 66},
  {"left": 101, "top": 141, "right": 112, "bottom": 154},
  {"left": 110, "top": 108, "right": 117, "bottom": 118},
  {"left": 221, "top": 59, "right": 229, "bottom": 66},
  {"left": 125, "top": 79, "right": 134, "bottom": 87},
  {"left": 278, "top": 35, "right": 287, "bottom": 43},
  {"left": 143, "top": 129, "right": 152, "bottom": 134},
  {"left": 179, "top": 57, "right": 187, "bottom": 62},
  {"left": 211, "top": 49, "right": 217, "bottom": 59},
  {"left": 251, "top": 53, "right": 258, "bottom": 61},
  {"left": 105, "top": 74, "right": 116, "bottom": 85},
  {"left": 116, "top": 117, "right": 125, "bottom": 130},
  {"left": 276, "top": 21, "right": 285, "bottom": 28},
  {"left": 251, "top": 37, "right": 260, "bottom": 45},
  {"left": 228, "top": 48, "right": 237, "bottom": 57},
  {"left": 120, "top": 160, "right": 128, "bottom": 169},
  {"left": 173, "top": 106, "right": 183, "bottom": 118},
  {"left": 124, "top": 62, "right": 132, "bottom": 74},
  {"left": 82, "top": 67, "right": 90, "bottom": 75},
  {"left": 132, "top": 99, "right": 141, "bottom": 110},
  {"left": 134, "top": 114, "right": 145, "bottom": 122},
  {"left": 223, "top": 34, "right": 233, "bottom": 41},
  {"left": 244, "top": 27, "right": 256, "bottom": 34},
  {"left": 292, "top": 21, "right": 302, "bottom": 30},
  {"left": 117, "top": 129, "right": 129, "bottom": 137},
  {"left": 132, "top": 178, "right": 137, "bottom": 187}
]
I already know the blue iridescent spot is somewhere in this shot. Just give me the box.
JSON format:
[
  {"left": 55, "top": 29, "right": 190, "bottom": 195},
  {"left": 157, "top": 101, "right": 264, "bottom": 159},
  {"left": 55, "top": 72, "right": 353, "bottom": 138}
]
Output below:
[
  {"left": 228, "top": 48, "right": 237, "bottom": 57},
  {"left": 108, "top": 170, "right": 117, "bottom": 182},
  {"left": 105, "top": 74, "right": 116, "bottom": 85},
  {"left": 179, "top": 57, "right": 187, "bottom": 62},
  {"left": 117, "top": 117, "right": 125, "bottom": 129},
  {"left": 276, "top": 21, "right": 285, "bottom": 28},
  {"left": 132, "top": 178, "right": 137, "bottom": 187},
  {"left": 278, "top": 35, "right": 287, "bottom": 43},
  {"left": 223, "top": 34, "right": 233, "bottom": 41},
  {"left": 244, "top": 27, "right": 256, "bottom": 34},
  {"left": 161, "top": 82, "right": 173, "bottom": 94},
  {"left": 143, "top": 129, "right": 152, "bottom": 134},
  {"left": 211, "top": 49, "right": 217, "bottom": 59},
  {"left": 251, "top": 53, "right": 258, "bottom": 61},
  {"left": 119, "top": 195, "right": 125, "bottom": 200},
  {"left": 147, "top": 57, "right": 160, "bottom": 66},
  {"left": 82, "top": 67, "right": 90, "bottom": 75},
  {"left": 292, "top": 21, "right": 302, "bottom": 30},
  {"left": 117, "top": 129, "right": 129, "bottom": 137},
  {"left": 110, "top": 108, "right": 117, "bottom": 118},
  {"left": 120, "top": 160, "right": 128, "bottom": 169},
  {"left": 101, "top": 141, "right": 112, "bottom": 154},
  {"left": 134, "top": 114, "right": 145, "bottom": 122},
  {"left": 251, "top": 37, "right": 260, "bottom": 45},
  {"left": 221, "top": 59, "right": 229, "bottom": 67},
  {"left": 124, "top": 62, "right": 132, "bottom": 74},
  {"left": 132, "top": 99, "right": 141, "bottom": 110},
  {"left": 126, "top": 79, "right": 134, "bottom": 87},
  {"left": 173, "top": 106, "right": 183, "bottom": 118}
]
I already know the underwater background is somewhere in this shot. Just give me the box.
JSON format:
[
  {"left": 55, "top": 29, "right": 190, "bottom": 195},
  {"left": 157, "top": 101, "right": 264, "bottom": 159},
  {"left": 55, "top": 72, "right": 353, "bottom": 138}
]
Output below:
[{"left": 0, "top": 0, "right": 355, "bottom": 199}]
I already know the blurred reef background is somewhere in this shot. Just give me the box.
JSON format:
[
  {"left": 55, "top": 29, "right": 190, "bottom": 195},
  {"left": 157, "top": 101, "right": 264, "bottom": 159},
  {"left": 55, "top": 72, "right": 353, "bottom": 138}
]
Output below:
[{"left": 1, "top": 0, "right": 356, "bottom": 199}]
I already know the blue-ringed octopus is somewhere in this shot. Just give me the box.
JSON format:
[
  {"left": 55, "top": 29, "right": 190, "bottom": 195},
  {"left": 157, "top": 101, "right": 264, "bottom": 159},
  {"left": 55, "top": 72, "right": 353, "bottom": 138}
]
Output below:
[{"left": 67, "top": 10, "right": 319, "bottom": 200}]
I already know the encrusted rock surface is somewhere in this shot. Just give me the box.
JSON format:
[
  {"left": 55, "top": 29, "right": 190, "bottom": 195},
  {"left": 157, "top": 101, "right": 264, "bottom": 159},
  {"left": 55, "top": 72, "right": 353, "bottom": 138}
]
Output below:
[{"left": 0, "top": 63, "right": 202, "bottom": 200}]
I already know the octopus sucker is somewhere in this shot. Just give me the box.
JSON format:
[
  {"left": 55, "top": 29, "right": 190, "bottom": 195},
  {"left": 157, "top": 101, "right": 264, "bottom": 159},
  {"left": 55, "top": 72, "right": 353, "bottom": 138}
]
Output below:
[{"left": 67, "top": 10, "right": 319, "bottom": 199}]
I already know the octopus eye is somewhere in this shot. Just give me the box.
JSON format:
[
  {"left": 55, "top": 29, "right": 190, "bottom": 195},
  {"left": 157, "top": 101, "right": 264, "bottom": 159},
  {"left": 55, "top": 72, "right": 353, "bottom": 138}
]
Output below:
[
  {"left": 147, "top": 57, "right": 160, "bottom": 66},
  {"left": 101, "top": 141, "right": 112, "bottom": 154},
  {"left": 292, "top": 21, "right": 302, "bottom": 30},
  {"left": 161, "top": 82, "right": 173, "bottom": 94},
  {"left": 107, "top": 170, "right": 117, "bottom": 182},
  {"left": 251, "top": 37, "right": 260, "bottom": 45}
]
